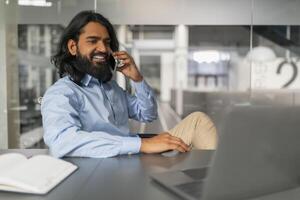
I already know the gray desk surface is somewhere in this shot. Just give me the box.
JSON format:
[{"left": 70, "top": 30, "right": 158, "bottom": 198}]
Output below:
[{"left": 1, "top": 149, "right": 300, "bottom": 200}]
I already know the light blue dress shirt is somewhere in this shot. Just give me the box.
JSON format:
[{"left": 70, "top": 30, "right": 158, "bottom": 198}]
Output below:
[{"left": 41, "top": 74, "right": 157, "bottom": 158}]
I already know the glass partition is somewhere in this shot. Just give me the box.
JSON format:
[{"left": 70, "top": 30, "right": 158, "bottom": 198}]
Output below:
[
  {"left": 250, "top": 0, "right": 300, "bottom": 106},
  {"left": 8, "top": 0, "right": 96, "bottom": 148},
  {"left": 1, "top": 0, "right": 298, "bottom": 149}
]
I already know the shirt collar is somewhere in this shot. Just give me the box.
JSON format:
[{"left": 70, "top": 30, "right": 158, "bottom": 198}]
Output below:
[
  {"left": 80, "top": 74, "right": 93, "bottom": 87},
  {"left": 80, "top": 74, "right": 113, "bottom": 86}
]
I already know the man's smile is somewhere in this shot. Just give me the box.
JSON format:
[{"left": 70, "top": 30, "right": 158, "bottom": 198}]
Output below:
[{"left": 91, "top": 53, "right": 108, "bottom": 63}]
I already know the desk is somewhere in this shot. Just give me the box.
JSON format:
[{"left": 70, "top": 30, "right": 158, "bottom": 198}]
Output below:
[{"left": 0, "top": 150, "right": 300, "bottom": 200}]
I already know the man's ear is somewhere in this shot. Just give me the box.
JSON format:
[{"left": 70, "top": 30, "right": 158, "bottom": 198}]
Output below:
[{"left": 67, "top": 39, "right": 77, "bottom": 56}]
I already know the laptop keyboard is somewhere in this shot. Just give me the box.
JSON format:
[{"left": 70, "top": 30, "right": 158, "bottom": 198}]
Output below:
[
  {"left": 175, "top": 181, "right": 204, "bottom": 199},
  {"left": 172, "top": 168, "right": 208, "bottom": 199},
  {"left": 181, "top": 167, "right": 208, "bottom": 180}
]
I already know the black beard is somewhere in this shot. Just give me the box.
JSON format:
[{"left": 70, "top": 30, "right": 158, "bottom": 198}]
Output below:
[{"left": 74, "top": 51, "right": 113, "bottom": 83}]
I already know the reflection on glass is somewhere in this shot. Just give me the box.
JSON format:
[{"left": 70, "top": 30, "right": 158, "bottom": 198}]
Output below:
[
  {"left": 188, "top": 26, "right": 251, "bottom": 91},
  {"left": 140, "top": 55, "right": 161, "bottom": 95},
  {"left": 251, "top": 26, "right": 300, "bottom": 90},
  {"left": 11, "top": 1, "right": 300, "bottom": 149},
  {"left": 18, "top": 24, "right": 63, "bottom": 148}
]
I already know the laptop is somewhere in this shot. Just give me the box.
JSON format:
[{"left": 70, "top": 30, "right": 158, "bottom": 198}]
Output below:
[{"left": 151, "top": 106, "right": 300, "bottom": 200}]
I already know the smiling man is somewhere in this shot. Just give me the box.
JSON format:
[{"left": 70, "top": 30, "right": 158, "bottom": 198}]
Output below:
[{"left": 41, "top": 11, "right": 217, "bottom": 158}]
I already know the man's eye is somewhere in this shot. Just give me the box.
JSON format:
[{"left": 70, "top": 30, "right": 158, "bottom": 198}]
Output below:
[
  {"left": 87, "top": 40, "right": 97, "bottom": 44},
  {"left": 105, "top": 41, "right": 111, "bottom": 46}
]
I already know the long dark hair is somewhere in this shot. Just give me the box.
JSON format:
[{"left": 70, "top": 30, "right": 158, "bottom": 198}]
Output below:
[{"left": 51, "top": 10, "right": 119, "bottom": 85}]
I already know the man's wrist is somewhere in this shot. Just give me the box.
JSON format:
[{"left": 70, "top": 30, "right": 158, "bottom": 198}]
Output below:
[
  {"left": 140, "top": 138, "right": 148, "bottom": 153},
  {"left": 132, "top": 75, "right": 143, "bottom": 82}
]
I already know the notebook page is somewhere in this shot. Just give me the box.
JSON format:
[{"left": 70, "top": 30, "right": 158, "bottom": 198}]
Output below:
[
  {"left": 0, "top": 184, "right": 29, "bottom": 193},
  {"left": 0, "top": 153, "right": 27, "bottom": 173},
  {"left": 0, "top": 155, "right": 77, "bottom": 194}
]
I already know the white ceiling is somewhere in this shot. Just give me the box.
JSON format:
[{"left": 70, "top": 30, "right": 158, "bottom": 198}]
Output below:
[{"left": 12, "top": 0, "right": 300, "bottom": 25}]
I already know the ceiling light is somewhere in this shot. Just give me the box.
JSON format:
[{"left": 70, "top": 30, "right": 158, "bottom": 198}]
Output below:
[
  {"left": 18, "top": 0, "right": 52, "bottom": 7},
  {"left": 193, "top": 50, "right": 230, "bottom": 64}
]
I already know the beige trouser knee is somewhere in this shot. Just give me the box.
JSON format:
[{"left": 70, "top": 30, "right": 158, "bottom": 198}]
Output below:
[{"left": 168, "top": 112, "right": 218, "bottom": 150}]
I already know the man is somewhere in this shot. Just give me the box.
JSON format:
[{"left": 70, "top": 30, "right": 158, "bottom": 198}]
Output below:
[{"left": 42, "top": 10, "right": 217, "bottom": 158}]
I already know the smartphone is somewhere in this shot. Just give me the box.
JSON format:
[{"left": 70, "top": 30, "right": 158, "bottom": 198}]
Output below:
[
  {"left": 109, "top": 54, "right": 124, "bottom": 71},
  {"left": 114, "top": 57, "right": 125, "bottom": 68}
]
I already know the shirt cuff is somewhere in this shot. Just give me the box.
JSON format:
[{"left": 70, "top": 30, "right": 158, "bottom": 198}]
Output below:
[
  {"left": 131, "top": 79, "right": 152, "bottom": 95},
  {"left": 120, "top": 136, "right": 141, "bottom": 155}
]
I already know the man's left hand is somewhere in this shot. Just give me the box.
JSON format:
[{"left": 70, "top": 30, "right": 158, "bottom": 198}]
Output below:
[{"left": 112, "top": 51, "right": 143, "bottom": 82}]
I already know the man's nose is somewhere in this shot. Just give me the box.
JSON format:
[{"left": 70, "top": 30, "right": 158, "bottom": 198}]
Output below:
[{"left": 96, "top": 41, "right": 108, "bottom": 53}]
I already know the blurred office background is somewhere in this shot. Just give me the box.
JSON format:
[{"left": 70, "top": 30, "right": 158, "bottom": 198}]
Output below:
[{"left": 1, "top": 0, "right": 300, "bottom": 149}]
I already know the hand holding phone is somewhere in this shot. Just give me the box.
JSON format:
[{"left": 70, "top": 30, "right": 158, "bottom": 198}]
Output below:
[
  {"left": 114, "top": 57, "right": 125, "bottom": 68},
  {"left": 111, "top": 50, "right": 143, "bottom": 82}
]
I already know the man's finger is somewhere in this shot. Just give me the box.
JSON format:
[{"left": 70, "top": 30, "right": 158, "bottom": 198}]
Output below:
[
  {"left": 169, "top": 143, "right": 186, "bottom": 153},
  {"left": 112, "top": 51, "right": 127, "bottom": 56},
  {"left": 168, "top": 138, "right": 189, "bottom": 152},
  {"left": 168, "top": 136, "right": 189, "bottom": 150},
  {"left": 115, "top": 54, "right": 129, "bottom": 60}
]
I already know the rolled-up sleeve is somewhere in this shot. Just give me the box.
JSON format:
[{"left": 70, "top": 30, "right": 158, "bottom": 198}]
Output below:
[
  {"left": 41, "top": 85, "right": 141, "bottom": 158},
  {"left": 126, "top": 80, "right": 158, "bottom": 122}
]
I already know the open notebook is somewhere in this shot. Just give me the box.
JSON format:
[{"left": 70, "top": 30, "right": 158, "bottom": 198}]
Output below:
[{"left": 0, "top": 153, "right": 78, "bottom": 194}]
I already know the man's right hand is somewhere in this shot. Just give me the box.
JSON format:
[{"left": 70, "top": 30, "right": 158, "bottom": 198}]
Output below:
[{"left": 140, "top": 132, "right": 191, "bottom": 154}]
